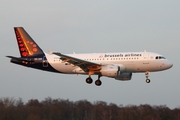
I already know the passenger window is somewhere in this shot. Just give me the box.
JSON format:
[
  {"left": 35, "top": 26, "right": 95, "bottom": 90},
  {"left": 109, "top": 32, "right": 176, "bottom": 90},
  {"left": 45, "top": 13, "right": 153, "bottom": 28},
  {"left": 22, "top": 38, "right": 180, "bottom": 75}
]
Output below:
[{"left": 156, "top": 56, "right": 158, "bottom": 59}]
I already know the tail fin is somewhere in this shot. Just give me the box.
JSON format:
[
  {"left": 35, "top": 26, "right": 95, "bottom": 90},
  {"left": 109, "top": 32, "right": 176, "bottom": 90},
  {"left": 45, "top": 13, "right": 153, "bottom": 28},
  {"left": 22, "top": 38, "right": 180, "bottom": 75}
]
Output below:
[{"left": 14, "top": 27, "right": 44, "bottom": 58}]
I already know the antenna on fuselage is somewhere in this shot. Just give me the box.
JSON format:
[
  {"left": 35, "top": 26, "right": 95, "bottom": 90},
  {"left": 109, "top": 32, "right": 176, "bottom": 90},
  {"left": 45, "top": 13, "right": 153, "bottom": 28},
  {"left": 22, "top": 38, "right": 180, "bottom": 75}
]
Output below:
[{"left": 144, "top": 50, "right": 147, "bottom": 52}]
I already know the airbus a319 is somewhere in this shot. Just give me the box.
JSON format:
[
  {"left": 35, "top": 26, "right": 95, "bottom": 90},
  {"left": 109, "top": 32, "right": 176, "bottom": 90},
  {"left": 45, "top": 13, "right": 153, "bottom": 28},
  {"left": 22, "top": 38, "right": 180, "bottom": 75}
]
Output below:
[{"left": 7, "top": 27, "right": 173, "bottom": 86}]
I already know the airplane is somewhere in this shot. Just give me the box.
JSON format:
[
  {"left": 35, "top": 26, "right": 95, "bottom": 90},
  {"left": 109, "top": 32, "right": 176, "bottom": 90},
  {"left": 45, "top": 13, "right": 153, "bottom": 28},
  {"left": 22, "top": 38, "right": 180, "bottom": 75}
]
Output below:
[{"left": 7, "top": 27, "right": 173, "bottom": 86}]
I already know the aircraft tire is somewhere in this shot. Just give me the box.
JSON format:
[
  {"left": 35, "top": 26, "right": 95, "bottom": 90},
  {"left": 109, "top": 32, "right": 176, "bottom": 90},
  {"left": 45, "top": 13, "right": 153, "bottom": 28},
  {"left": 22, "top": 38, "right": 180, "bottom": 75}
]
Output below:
[
  {"left": 95, "top": 80, "right": 102, "bottom": 86},
  {"left": 86, "top": 77, "right": 93, "bottom": 84},
  {"left": 146, "top": 79, "right": 150, "bottom": 83}
]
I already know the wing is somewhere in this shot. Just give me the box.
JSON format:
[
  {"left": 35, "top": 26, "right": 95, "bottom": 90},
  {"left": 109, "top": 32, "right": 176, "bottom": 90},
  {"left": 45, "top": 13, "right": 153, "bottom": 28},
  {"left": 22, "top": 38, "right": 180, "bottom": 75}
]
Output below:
[{"left": 52, "top": 52, "right": 102, "bottom": 72}]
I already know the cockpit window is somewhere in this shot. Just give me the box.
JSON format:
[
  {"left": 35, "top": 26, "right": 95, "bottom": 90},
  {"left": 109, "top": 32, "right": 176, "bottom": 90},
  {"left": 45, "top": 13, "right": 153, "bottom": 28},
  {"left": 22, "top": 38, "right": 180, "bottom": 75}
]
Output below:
[
  {"left": 160, "top": 56, "right": 166, "bottom": 59},
  {"left": 156, "top": 56, "right": 166, "bottom": 59}
]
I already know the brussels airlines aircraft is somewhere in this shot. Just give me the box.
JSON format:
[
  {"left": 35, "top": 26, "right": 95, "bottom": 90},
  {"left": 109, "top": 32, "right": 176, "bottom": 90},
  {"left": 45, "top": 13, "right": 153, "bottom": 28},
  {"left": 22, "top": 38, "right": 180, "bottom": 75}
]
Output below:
[{"left": 7, "top": 27, "right": 173, "bottom": 86}]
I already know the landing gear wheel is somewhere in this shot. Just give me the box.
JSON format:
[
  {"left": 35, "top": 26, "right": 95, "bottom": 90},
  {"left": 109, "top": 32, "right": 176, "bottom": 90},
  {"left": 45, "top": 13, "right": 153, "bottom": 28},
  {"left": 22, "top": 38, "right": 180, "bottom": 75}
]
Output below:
[
  {"left": 95, "top": 80, "right": 102, "bottom": 86},
  {"left": 86, "top": 77, "right": 93, "bottom": 84},
  {"left": 146, "top": 79, "right": 150, "bottom": 83},
  {"left": 145, "top": 71, "right": 151, "bottom": 83}
]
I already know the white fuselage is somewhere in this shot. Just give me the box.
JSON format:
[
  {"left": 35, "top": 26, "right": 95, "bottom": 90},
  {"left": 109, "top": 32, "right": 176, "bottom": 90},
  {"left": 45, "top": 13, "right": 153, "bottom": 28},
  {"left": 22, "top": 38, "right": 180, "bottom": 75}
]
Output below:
[{"left": 45, "top": 52, "right": 172, "bottom": 75}]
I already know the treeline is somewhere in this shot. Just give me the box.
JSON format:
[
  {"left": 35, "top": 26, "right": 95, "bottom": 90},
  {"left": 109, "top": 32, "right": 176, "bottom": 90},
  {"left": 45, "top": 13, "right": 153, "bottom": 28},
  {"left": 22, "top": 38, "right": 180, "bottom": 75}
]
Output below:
[{"left": 0, "top": 97, "right": 180, "bottom": 120}]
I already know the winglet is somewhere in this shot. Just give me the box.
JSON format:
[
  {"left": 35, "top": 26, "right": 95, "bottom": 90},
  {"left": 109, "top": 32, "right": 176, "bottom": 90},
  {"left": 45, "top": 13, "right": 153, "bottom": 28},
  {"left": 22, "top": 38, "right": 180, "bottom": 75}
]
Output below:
[{"left": 49, "top": 51, "right": 62, "bottom": 56}]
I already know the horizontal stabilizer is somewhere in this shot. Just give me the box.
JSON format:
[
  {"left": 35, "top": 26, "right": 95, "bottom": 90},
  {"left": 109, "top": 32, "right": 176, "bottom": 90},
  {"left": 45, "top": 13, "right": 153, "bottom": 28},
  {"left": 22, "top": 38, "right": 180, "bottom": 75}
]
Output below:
[{"left": 6, "top": 56, "right": 33, "bottom": 62}]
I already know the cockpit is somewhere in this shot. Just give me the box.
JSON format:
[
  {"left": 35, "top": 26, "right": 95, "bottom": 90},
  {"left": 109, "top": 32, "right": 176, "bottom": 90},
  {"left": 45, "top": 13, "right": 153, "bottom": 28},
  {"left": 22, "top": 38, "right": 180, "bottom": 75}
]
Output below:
[{"left": 155, "top": 56, "right": 166, "bottom": 59}]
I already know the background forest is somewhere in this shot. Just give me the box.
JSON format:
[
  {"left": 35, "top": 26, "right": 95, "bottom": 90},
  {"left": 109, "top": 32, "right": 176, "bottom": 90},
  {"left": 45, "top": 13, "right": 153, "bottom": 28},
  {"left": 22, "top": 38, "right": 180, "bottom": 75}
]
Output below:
[{"left": 0, "top": 97, "right": 180, "bottom": 120}]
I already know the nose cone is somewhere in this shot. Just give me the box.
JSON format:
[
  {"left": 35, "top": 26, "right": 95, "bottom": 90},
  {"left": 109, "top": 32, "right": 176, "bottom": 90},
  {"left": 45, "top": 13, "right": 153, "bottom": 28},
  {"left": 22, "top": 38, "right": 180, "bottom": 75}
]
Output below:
[
  {"left": 165, "top": 60, "right": 173, "bottom": 69},
  {"left": 169, "top": 62, "right": 173, "bottom": 68}
]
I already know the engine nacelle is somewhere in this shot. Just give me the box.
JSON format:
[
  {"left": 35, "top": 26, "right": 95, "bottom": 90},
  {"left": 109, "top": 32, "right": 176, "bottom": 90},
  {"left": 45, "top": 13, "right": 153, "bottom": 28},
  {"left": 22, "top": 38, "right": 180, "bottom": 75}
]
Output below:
[
  {"left": 115, "top": 73, "right": 132, "bottom": 81},
  {"left": 100, "top": 64, "right": 125, "bottom": 77}
]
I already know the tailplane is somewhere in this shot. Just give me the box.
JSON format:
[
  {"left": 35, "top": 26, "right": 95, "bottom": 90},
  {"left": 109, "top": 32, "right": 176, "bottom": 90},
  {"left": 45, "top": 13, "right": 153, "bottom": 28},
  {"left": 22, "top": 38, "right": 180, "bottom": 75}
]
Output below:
[{"left": 14, "top": 27, "right": 44, "bottom": 58}]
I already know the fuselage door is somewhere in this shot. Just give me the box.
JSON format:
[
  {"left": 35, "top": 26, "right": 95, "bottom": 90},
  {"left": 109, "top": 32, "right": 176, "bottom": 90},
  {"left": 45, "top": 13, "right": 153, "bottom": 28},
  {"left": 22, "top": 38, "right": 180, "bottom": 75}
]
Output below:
[
  {"left": 43, "top": 56, "right": 48, "bottom": 67},
  {"left": 143, "top": 53, "right": 149, "bottom": 64}
]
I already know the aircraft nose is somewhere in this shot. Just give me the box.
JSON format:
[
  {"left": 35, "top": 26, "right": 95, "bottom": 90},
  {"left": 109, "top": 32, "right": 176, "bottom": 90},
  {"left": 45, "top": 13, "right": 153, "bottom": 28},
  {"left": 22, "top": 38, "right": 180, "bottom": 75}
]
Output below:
[
  {"left": 169, "top": 62, "right": 173, "bottom": 68},
  {"left": 166, "top": 61, "right": 173, "bottom": 69}
]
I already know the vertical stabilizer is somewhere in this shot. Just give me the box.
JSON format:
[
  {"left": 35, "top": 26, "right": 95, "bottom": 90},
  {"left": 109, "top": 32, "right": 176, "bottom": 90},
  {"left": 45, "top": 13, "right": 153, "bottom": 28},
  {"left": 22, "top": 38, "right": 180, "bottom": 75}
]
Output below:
[{"left": 14, "top": 27, "right": 44, "bottom": 58}]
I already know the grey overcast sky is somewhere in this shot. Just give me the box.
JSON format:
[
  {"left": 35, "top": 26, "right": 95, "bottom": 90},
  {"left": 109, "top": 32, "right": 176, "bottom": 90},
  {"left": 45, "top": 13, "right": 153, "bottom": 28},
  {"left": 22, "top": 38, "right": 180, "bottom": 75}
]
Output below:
[{"left": 0, "top": 1, "right": 179, "bottom": 108}]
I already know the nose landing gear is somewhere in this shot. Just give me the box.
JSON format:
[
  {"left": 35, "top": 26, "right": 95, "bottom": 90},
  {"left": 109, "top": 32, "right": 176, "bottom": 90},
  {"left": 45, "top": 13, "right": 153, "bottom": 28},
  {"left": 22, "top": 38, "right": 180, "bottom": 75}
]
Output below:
[{"left": 145, "top": 71, "right": 150, "bottom": 83}]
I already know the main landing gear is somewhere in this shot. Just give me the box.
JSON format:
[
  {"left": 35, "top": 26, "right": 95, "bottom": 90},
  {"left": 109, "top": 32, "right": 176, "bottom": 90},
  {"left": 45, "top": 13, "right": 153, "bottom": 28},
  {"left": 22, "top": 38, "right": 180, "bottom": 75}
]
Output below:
[
  {"left": 145, "top": 71, "right": 150, "bottom": 83},
  {"left": 86, "top": 75, "right": 102, "bottom": 86},
  {"left": 86, "top": 77, "right": 93, "bottom": 84}
]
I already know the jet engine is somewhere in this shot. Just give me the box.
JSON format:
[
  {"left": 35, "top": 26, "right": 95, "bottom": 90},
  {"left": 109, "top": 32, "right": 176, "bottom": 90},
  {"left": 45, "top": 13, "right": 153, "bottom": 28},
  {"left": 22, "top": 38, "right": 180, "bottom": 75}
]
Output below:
[{"left": 100, "top": 64, "right": 126, "bottom": 77}]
